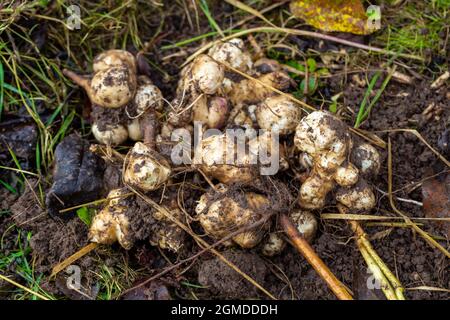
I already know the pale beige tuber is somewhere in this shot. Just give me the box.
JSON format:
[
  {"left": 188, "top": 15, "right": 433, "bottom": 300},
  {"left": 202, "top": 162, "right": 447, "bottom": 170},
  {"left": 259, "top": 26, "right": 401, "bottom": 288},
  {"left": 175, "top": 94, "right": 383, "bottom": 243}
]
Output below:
[
  {"left": 89, "top": 188, "right": 132, "bottom": 249},
  {"left": 295, "top": 111, "right": 379, "bottom": 212},
  {"left": 195, "top": 185, "right": 271, "bottom": 248}
]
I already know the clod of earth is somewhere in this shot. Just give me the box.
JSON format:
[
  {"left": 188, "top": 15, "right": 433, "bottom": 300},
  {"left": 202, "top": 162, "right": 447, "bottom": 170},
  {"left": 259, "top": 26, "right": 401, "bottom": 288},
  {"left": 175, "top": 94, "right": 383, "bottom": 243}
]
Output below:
[{"left": 46, "top": 134, "right": 105, "bottom": 216}]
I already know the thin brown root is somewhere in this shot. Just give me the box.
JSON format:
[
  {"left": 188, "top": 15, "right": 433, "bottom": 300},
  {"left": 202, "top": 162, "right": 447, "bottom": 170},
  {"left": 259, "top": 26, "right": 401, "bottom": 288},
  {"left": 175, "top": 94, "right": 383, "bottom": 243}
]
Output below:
[
  {"left": 50, "top": 243, "right": 98, "bottom": 278},
  {"left": 280, "top": 213, "right": 353, "bottom": 300},
  {"left": 62, "top": 68, "right": 90, "bottom": 90}
]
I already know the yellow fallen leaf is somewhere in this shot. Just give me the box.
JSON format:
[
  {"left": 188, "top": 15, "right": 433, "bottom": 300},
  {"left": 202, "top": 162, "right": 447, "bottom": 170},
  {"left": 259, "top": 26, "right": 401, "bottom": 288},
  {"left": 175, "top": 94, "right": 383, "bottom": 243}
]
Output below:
[{"left": 290, "top": 0, "right": 376, "bottom": 35}]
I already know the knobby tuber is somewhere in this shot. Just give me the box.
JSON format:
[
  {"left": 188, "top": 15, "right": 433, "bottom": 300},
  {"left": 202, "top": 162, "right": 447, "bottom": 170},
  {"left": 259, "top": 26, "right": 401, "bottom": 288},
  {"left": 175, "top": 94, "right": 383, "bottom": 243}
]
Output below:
[
  {"left": 64, "top": 50, "right": 164, "bottom": 146},
  {"left": 294, "top": 110, "right": 379, "bottom": 211},
  {"left": 195, "top": 184, "right": 271, "bottom": 249},
  {"left": 89, "top": 189, "right": 185, "bottom": 251},
  {"left": 89, "top": 188, "right": 131, "bottom": 249},
  {"left": 123, "top": 142, "right": 171, "bottom": 192}
]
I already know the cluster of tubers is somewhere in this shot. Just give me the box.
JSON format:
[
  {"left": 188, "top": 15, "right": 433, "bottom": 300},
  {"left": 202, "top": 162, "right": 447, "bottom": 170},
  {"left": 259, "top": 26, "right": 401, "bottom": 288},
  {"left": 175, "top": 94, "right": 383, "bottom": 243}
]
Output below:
[
  {"left": 294, "top": 111, "right": 380, "bottom": 211},
  {"left": 64, "top": 50, "right": 163, "bottom": 146},
  {"left": 62, "top": 38, "right": 381, "bottom": 260}
]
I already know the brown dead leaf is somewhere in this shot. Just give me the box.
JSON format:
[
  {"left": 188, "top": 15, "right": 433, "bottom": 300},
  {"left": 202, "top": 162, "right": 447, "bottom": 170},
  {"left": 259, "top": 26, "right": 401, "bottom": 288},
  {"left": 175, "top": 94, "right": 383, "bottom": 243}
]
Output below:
[
  {"left": 422, "top": 171, "right": 450, "bottom": 238},
  {"left": 290, "top": 0, "right": 375, "bottom": 35}
]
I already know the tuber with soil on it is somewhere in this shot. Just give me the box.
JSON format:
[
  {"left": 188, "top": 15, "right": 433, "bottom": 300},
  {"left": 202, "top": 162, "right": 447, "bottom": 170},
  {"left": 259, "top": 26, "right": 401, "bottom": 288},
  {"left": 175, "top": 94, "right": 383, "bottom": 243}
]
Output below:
[
  {"left": 294, "top": 110, "right": 378, "bottom": 211},
  {"left": 89, "top": 188, "right": 132, "bottom": 249},
  {"left": 290, "top": 110, "right": 405, "bottom": 299},
  {"left": 89, "top": 188, "right": 186, "bottom": 251},
  {"left": 64, "top": 55, "right": 137, "bottom": 109},
  {"left": 64, "top": 50, "right": 164, "bottom": 146},
  {"left": 195, "top": 184, "right": 272, "bottom": 249}
]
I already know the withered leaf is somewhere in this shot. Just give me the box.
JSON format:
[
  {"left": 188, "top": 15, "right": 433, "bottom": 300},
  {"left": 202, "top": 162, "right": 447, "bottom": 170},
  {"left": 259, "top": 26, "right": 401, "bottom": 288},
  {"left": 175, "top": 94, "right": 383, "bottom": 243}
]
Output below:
[
  {"left": 290, "top": 0, "right": 376, "bottom": 35},
  {"left": 422, "top": 172, "right": 450, "bottom": 238}
]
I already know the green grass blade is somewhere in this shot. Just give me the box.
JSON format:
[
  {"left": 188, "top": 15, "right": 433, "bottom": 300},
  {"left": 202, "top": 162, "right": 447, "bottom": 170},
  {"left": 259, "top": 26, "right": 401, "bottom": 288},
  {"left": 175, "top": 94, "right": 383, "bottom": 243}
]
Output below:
[
  {"left": 0, "top": 179, "right": 17, "bottom": 194},
  {"left": 0, "top": 61, "right": 4, "bottom": 120},
  {"left": 198, "top": 0, "right": 224, "bottom": 36},
  {"left": 354, "top": 72, "right": 381, "bottom": 128}
]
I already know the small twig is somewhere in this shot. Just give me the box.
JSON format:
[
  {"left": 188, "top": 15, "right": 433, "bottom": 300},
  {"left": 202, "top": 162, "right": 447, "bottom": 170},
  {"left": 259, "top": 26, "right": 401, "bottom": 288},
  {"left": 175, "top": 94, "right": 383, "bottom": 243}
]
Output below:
[
  {"left": 50, "top": 243, "right": 98, "bottom": 278},
  {"left": 0, "top": 273, "right": 50, "bottom": 300},
  {"left": 280, "top": 214, "right": 353, "bottom": 300}
]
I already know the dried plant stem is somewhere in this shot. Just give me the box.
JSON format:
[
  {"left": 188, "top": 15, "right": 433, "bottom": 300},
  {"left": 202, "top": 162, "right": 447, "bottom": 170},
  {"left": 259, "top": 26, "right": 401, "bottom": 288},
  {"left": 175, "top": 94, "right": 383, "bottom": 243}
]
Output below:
[
  {"left": 0, "top": 273, "right": 50, "bottom": 300},
  {"left": 338, "top": 205, "right": 405, "bottom": 300},
  {"left": 280, "top": 214, "right": 353, "bottom": 300},
  {"left": 357, "top": 242, "right": 397, "bottom": 300},
  {"left": 51, "top": 243, "right": 98, "bottom": 278},
  {"left": 183, "top": 27, "right": 423, "bottom": 67}
]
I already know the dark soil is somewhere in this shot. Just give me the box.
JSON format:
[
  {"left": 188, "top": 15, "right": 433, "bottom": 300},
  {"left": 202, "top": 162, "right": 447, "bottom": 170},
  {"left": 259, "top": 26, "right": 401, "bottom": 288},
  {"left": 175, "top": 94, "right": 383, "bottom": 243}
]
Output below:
[
  {"left": 8, "top": 180, "right": 99, "bottom": 298},
  {"left": 0, "top": 1, "right": 448, "bottom": 301},
  {"left": 198, "top": 250, "right": 268, "bottom": 299}
]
